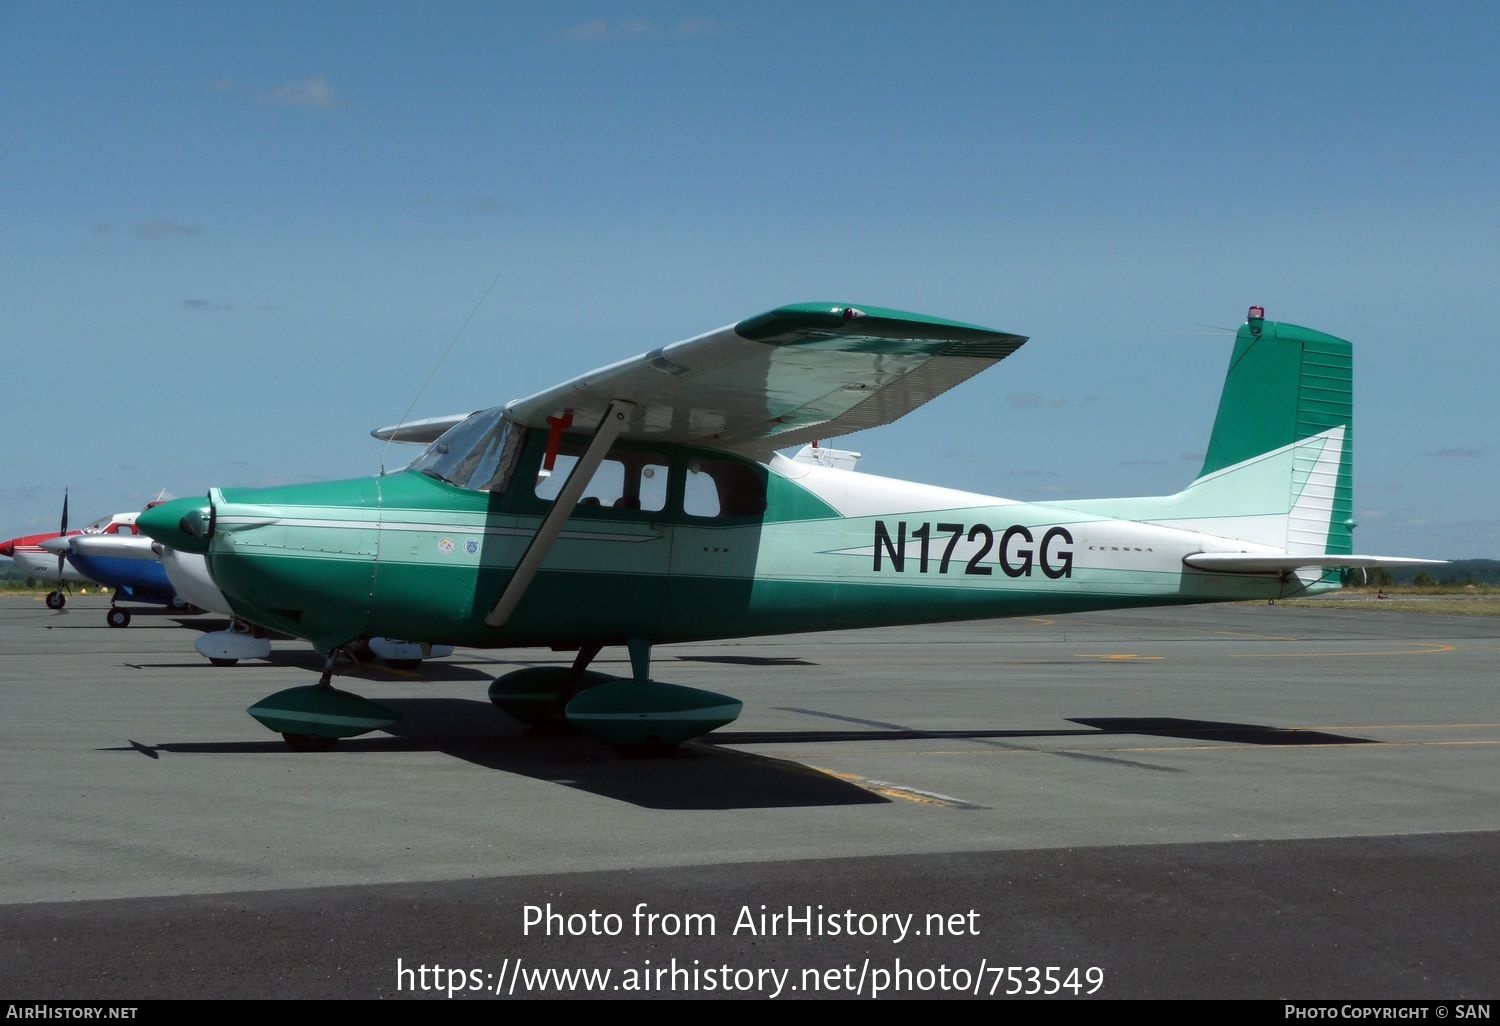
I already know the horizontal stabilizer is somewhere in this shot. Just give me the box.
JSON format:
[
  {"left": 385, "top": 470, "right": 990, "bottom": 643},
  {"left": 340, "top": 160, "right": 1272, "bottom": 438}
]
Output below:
[
  {"left": 792, "top": 444, "right": 862, "bottom": 471},
  {"left": 1184, "top": 552, "right": 1447, "bottom": 575}
]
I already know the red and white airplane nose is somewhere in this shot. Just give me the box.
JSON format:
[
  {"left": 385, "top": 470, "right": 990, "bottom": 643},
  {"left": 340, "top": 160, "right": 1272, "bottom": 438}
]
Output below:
[{"left": 0, "top": 538, "right": 13, "bottom": 557}]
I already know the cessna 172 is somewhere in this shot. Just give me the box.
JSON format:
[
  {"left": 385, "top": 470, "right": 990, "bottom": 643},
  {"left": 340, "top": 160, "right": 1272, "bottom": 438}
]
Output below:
[{"left": 138, "top": 303, "right": 1438, "bottom": 752}]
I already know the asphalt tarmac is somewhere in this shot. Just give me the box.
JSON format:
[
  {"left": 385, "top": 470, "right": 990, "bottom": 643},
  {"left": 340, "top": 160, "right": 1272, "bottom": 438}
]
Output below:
[{"left": 2, "top": 594, "right": 1496, "bottom": 999}]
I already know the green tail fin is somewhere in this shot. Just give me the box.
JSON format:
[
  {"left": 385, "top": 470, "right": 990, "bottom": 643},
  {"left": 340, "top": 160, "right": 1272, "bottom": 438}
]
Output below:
[
  {"left": 1057, "top": 311, "right": 1355, "bottom": 557},
  {"left": 1195, "top": 312, "right": 1354, "bottom": 554}
]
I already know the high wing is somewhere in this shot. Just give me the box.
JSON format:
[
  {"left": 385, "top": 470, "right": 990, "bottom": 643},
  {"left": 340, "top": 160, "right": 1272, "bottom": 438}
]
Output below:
[
  {"left": 371, "top": 413, "right": 477, "bottom": 445},
  {"left": 504, "top": 303, "right": 1027, "bottom": 453}
]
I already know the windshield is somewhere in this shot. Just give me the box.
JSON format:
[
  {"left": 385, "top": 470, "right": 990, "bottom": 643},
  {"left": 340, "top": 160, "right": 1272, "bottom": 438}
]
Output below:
[{"left": 409, "top": 407, "right": 527, "bottom": 492}]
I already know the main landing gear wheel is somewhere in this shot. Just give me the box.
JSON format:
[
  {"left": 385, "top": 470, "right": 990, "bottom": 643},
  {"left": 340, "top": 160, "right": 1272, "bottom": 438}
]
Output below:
[
  {"left": 106, "top": 608, "right": 131, "bottom": 628},
  {"left": 46, "top": 591, "right": 65, "bottom": 610},
  {"left": 281, "top": 732, "right": 337, "bottom": 752}
]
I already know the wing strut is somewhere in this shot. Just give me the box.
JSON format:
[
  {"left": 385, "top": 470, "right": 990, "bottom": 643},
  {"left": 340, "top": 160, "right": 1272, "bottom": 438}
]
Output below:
[{"left": 483, "top": 400, "right": 634, "bottom": 629}]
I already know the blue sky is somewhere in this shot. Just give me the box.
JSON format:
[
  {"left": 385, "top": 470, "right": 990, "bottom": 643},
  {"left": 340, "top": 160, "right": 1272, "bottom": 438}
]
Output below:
[{"left": 2, "top": 1, "right": 1496, "bottom": 558}]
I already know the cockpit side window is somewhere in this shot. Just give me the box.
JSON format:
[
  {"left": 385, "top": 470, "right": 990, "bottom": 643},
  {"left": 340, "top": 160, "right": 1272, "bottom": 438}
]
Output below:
[{"left": 534, "top": 442, "right": 668, "bottom": 514}]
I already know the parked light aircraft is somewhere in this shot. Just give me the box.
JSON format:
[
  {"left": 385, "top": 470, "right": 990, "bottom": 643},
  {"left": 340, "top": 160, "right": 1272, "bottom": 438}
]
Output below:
[
  {"left": 1, "top": 532, "right": 94, "bottom": 601},
  {"left": 41, "top": 514, "right": 184, "bottom": 627},
  {"left": 139, "top": 303, "right": 1439, "bottom": 752},
  {"left": 9, "top": 496, "right": 459, "bottom": 664},
  {"left": 1, "top": 495, "right": 150, "bottom": 611}
]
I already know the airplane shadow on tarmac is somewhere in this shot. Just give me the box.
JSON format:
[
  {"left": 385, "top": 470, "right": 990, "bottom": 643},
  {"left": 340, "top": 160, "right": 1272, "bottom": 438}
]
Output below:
[
  {"left": 43, "top": 613, "right": 224, "bottom": 630},
  {"left": 704, "top": 709, "right": 1378, "bottom": 775},
  {"left": 96, "top": 693, "right": 1378, "bottom": 810},
  {"left": 712, "top": 714, "right": 1377, "bottom": 748},
  {"left": 121, "top": 647, "right": 500, "bottom": 683},
  {"left": 97, "top": 697, "right": 891, "bottom": 812}
]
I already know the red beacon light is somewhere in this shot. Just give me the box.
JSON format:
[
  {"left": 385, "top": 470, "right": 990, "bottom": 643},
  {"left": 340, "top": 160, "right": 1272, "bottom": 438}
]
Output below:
[{"left": 1247, "top": 306, "right": 1265, "bottom": 320}]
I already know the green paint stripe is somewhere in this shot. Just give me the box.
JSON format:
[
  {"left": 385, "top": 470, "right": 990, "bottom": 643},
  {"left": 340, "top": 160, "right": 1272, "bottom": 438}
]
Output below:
[{"left": 246, "top": 707, "right": 394, "bottom": 728}]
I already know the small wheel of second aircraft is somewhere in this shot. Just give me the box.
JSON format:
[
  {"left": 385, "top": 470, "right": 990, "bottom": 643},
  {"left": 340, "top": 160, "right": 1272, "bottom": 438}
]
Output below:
[
  {"left": 46, "top": 591, "right": 65, "bottom": 610},
  {"left": 281, "top": 732, "right": 338, "bottom": 752},
  {"left": 106, "top": 608, "right": 131, "bottom": 628},
  {"left": 345, "top": 639, "right": 377, "bottom": 664}
]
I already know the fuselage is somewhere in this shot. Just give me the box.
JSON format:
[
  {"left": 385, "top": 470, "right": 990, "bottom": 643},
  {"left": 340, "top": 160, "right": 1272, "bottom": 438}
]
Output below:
[
  {"left": 6, "top": 538, "right": 93, "bottom": 585},
  {"left": 139, "top": 427, "right": 1329, "bottom": 653},
  {"left": 158, "top": 548, "right": 231, "bottom": 614},
  {"left": 60, "top": 533, "right": 175, "bottom": 601}
]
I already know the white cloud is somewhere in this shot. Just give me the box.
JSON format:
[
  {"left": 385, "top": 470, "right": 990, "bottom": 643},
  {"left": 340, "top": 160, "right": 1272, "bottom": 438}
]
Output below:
[
  {"left": 464, "top": 195, "right": 510, "bottom": 215},
  {"left": 561, "top": 19, "right": 616, "bottom": 41},
  {"left": 1422, "top": 447, "right": 1487, "bottom": 459},
  {"left": 1007, "top": 392, "right": 1068, "bottom": 409},
  {"left": 560, "top": 19, "right": 715, "bottom": 42},
  {"left": 676, "top": 18, "right": 727, "bottom": 36},
  {"left": 136, "top": 219, "right": 203, "bottom": 240},
  {"left": 268, "top": 77, "right": 338, "bottom": 109}
]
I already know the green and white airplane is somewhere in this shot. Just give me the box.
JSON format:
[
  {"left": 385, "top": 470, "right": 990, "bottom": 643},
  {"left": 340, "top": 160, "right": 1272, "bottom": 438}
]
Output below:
[{"left": 139, "top": 303, "right": 1437, "bottom": 751}]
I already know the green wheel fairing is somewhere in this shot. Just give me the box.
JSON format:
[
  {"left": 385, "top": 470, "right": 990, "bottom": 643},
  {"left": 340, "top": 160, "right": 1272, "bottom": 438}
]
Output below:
[
  {"left": 247, "top": 685, "right": 401, "bottom": 739},
  {"left": 564, "top": 680, "right": 743, "bottom": 747}
]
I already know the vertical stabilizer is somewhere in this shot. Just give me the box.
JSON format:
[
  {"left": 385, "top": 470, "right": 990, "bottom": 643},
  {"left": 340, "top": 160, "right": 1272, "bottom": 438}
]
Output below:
[
  {"left": 1195, "top": 310, "right": 1354, "bottom": 554},
  {"left": 1056, "top": 310, "right": 1356, "bottom": 557}
]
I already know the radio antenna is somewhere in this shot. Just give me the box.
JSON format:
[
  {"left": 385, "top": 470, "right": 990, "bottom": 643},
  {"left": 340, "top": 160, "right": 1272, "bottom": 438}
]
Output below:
[{"left": 380, "top": 266, "right": 506, "bottom": 475}]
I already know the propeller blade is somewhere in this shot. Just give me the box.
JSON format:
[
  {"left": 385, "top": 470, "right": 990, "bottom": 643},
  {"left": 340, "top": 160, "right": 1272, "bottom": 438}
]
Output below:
[{"left": 56, "top": 488, "right": 69, "bottom": 582}]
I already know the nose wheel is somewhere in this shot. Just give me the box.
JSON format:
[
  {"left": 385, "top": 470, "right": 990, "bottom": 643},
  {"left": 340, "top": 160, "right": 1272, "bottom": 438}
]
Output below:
[{"left": 46, "top": 591, "right": 66, "bottom": 610}]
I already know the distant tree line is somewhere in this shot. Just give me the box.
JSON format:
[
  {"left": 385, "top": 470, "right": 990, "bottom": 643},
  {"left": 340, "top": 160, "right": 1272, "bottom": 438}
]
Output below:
[
  {"left": 1362, "top": 559, "right": 1500, "bottom": 588},
  {"left": 0, "top": 565, "right": 42, "bottom": 588}
]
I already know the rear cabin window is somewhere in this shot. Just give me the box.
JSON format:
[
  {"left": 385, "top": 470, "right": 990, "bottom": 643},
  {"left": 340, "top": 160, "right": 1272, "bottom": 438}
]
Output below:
[{"left": 683, "top": 457, "right": 767, "bottom": 519}]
